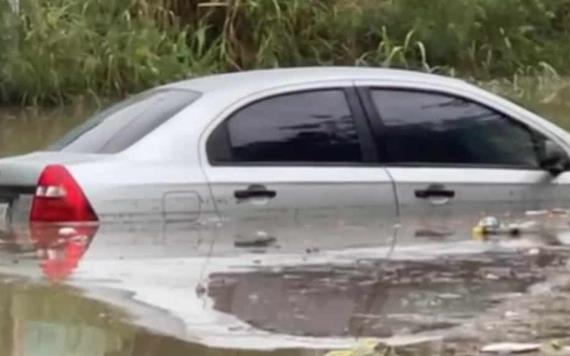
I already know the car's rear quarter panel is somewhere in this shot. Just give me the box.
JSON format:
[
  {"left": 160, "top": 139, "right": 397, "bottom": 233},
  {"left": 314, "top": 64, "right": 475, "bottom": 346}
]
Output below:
[
  {"left": 69, "top": 161, "right": 214, "bottom": 223},
  {"left": 65, "top": 94, "right": 226, "bottom": 223}
]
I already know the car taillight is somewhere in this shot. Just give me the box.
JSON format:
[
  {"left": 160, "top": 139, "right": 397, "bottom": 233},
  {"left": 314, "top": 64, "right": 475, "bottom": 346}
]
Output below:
[{"left": 30, "top": 165, "right": 98, "bottom": 222}]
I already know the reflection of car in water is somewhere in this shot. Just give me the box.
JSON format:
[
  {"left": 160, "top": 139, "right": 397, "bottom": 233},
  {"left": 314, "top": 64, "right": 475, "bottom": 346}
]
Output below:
[
  {"left": 0, "top": 67, "right": 570, "bottom": 239},
  {"left": 31, "top": 225, "right": 96, "bottom": 281},
  {"left": 207, "top": 251, "right": 549, "bottom": 338}
]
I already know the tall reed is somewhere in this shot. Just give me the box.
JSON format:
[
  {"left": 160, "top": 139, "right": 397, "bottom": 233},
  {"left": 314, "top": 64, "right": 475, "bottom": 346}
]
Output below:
[{"left": 1, "top": 0, "right": 570, "bottom": 104}]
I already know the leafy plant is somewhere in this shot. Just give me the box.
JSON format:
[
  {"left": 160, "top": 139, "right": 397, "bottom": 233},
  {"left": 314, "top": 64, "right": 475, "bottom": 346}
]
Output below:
[{"left": 1, "top": 0, "right": 570, "bottom": 104}]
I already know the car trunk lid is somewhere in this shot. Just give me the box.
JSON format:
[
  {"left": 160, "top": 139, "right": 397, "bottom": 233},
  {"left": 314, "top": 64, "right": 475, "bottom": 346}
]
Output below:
[{"left": 0, "top": 152, "right": 106, "bottom": 226}]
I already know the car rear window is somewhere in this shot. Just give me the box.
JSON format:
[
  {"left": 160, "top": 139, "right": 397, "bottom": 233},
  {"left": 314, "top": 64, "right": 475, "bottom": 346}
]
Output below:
[{"left": 48, "top": 89, "right": 200, "bottom": 154}]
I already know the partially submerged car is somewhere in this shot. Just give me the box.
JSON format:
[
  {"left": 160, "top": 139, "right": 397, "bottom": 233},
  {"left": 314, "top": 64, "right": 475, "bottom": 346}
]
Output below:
[{"left": 1, "top": 67, "right": 570, "bottom": 232}]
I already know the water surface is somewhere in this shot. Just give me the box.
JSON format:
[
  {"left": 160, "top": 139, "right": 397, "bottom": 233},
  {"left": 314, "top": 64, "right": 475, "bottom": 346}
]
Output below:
[{"left": 0, "top": 275, "right": 317, "bottom": 356}]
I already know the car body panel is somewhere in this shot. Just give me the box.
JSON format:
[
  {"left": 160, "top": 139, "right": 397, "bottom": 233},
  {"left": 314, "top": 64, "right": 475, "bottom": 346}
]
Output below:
[
  {"left": 202, "top": 167, "right": 398, "bottom": 246},
  {"left": 67, "top": 161, "right": 212, "bottom": 223},
  {"left": 387, "top": 168, "right": 570, "bottom": 238},
  {"left": 0, "top": 67, "right": 569, "bottom": 231},
  {"left": 0, "top": 151, "right": 106, "bottom": 187}
]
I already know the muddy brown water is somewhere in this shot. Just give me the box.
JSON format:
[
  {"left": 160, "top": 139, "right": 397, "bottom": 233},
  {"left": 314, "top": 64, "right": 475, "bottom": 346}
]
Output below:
[
  {"left": 2, "top": 81, "right": 570, "bottom": 355},
  {"left": 0, "top": 222, "right": 569, "bottom": 355},
  {"left": 0, "top": 277, "right": 313, "bottom": 356}
]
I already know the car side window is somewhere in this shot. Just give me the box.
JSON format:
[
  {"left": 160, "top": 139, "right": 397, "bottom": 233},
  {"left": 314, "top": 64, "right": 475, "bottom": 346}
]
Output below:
[
  {"left": 207, "top": 90, "right": 363, "bottom": 164},
  {"left": 371, "top": 89, "right": 543, "bottom": 168}
]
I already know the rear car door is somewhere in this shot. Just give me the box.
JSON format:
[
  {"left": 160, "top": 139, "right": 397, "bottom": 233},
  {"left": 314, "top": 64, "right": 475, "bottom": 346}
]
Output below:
[
  {"left": 201, "top": 85, "right": 399, "bottom": 250},
  {"left": 357, "top": 86, "right": 570, "bottom": 239}
]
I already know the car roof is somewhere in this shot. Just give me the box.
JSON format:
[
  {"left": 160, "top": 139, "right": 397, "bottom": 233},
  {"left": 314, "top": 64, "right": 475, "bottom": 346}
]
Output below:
[{"left": 164, "top": 66, "right": 469, "bottom": 94}]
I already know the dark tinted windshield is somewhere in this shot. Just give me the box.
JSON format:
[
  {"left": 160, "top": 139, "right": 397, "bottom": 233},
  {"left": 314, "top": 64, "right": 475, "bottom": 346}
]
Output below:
[{"left": 49, "top": 89, "right": 200, "bottom": 154}]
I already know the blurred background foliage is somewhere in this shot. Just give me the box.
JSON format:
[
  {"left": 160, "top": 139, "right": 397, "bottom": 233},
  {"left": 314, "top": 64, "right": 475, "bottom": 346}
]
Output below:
[{"left": 1, "top": 0, "right": 570, "bottom": 104}]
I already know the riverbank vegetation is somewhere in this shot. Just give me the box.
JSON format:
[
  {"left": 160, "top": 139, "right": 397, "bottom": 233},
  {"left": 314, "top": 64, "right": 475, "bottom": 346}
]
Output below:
[{"left": 1, "top": 0, "right": 570, "bottom": 104}]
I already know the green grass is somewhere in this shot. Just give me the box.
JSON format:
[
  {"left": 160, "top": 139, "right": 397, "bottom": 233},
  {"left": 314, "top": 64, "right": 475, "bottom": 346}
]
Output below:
[{"left": 1, "top": 0, "right": 570, "bottom": 104}]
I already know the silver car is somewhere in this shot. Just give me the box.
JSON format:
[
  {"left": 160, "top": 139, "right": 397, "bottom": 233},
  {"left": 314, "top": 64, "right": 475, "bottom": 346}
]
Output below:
[{"left": 1, "top": 67, "right": 570, "bottom": 234}]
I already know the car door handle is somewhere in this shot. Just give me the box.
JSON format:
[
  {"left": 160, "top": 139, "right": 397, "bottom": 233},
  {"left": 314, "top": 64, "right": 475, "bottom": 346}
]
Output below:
[
  {"left": 415, "top": 185, "right": 455, "bottom": 199},
  {"left": 234, "top": 185, "right": 277, "bottom": 200}
]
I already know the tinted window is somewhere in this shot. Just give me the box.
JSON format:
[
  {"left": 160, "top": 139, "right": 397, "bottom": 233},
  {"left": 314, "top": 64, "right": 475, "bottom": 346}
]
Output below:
[
  {"left": 208, "top": 90, "right": 362, "bottom": 163},
  {"left": 371, "top": 90, "right": 542, "bottom": 168},
  {"left": 49, "top": 89, "right": 200, "bottom": 154}
]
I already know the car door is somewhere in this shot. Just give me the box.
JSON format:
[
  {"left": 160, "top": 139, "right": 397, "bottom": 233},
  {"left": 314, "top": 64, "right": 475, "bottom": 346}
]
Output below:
[
  {"left": 356, "top": 86, "right": 570, "bottom": 241},
  {"left": 200, "top": 85, "right": 399, "bottom": 251}
]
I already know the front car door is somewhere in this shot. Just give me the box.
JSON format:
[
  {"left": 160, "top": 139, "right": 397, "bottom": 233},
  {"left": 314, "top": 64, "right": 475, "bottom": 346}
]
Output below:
[
  {"left": 355, "top": 82, "right": 570, "bottom": 242},
  {"left": 200, "top": 83, "right": 399, "bottom": 251}
]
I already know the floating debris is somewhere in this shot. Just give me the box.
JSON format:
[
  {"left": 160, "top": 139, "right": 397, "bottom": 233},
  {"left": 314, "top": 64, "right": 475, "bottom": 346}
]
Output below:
[
  {"left": 481, "top": 342, "right": 541, "bottom": 354},
  {"left": 526, "top": 210, "right": 549, "bottom": 217},
  {"left": 550, "top": 208, "right": 569, "bottom": 216},
  {"left": 473, "top": 216, "right": 539, "bottom": 238},
  {"left": 415, "top": 229, "right": 453, "bottom": 239},
  {"left": 234, "top": 237, "right": 277, "bottom": 248},
  {"left": 528, "top": 248, "right": 541, "bottom": 256}
]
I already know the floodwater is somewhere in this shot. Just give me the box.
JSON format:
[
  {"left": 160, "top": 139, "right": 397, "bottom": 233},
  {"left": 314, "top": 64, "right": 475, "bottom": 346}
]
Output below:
[
  {"left": 0, "top": 103, "right": 92, "bottom": 157},
  {"left": 2, "top": 221, "right": 570, "bottom": 355},
  {"left": 2, "top": 80, "right": 570, "bottom": 355},
  {"left": 0, "top": 277, "right": 312, "bottom": 356}
]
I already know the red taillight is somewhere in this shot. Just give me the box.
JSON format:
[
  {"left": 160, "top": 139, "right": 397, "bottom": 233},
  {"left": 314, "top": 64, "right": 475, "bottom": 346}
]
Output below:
[{"left": 30, "top": 165, "right": 98, "bottom": 222}]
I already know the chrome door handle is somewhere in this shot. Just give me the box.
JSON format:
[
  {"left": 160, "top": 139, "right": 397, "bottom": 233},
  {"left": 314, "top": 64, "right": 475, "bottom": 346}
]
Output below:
[
  {"left": 234, "top": 185, "right": 277, "bottom": 200},
  {"left": 415, "top": 185, "right": 455, "bottom": 199}
]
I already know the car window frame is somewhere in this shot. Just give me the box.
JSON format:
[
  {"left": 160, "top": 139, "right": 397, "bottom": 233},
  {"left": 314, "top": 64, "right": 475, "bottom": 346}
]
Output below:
[
  {"left": 206, "top": 87, "right": 378, "bottom": 167},
  {"left": 357, "top": 86, "right": 553, "bottom": 171}
]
